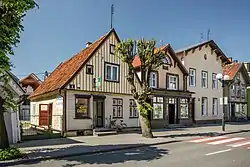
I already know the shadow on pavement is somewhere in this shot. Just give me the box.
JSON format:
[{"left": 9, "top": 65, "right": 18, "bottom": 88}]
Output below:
[
  {"left": 156, "top": 132, "right": 221, "bottom": 138},
  {"left": 4, "top": 143, "right": 169, "bottom": 166},
  {"left": 15, "top": 137, "right": 84, "bottom": 148}
]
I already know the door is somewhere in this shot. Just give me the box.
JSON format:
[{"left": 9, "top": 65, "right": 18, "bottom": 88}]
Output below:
[
  {"left": 190, "top": 98, "right": 195, "bottom": 123},
  {"left": 169, "top": 104, "right": 175, "bottom": 124},
  {"left": 231, "top": 104, "right": 235, "bottom": 120},
  {"left": 94, "top": 100, "right": 104, "bottom": 127},
  {"left": 39, "top": 104, "right": 48, "bottom": 126}
]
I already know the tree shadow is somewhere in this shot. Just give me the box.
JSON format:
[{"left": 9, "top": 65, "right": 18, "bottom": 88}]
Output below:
[{"left": 4, "top": 143, "right": 169, "bottom": 166}]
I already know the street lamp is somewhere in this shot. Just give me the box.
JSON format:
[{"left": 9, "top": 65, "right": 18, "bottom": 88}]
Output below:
[{"left": 216, "top": 73, "right": 230, "bottom": 131}]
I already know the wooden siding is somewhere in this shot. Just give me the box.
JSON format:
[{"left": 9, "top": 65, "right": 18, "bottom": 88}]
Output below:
[{"left": 67, "top": 32, "right": 131, "bottom": 94}]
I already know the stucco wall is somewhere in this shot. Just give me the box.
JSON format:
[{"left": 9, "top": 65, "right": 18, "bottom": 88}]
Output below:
[
  {"left": 178, "top": 45, "right": 223, "bottom": 121},
  {"left": 66, "top": 90, "right": 139, "bottom": 131},
  {"left": 30, "top": 96, "right": 63, "bottom": 131}
]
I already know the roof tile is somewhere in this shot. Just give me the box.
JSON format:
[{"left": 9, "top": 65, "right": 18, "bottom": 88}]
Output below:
[{"left": 222, "top": 63, "right": 241, "bottom": 80}]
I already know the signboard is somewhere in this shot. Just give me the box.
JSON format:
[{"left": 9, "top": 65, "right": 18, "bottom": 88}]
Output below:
[{"left": 95, "top": 77, "right": 101, "bottom": 88}]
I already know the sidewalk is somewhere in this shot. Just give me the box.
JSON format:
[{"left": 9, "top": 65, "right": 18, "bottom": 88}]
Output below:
[{"left": 1, "top": 122, "right": 250, "bottom": 166}]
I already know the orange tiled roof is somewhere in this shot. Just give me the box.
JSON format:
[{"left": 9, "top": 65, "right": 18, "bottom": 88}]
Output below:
[
  {"left": 222, "top": 63, "right": 241, "bottom": 80},
  {"left": 29, "top": 30, "right": 112, "bottom": 99},
  {"left": 20, "top": 73, "right": 41, "bottom": 90}
]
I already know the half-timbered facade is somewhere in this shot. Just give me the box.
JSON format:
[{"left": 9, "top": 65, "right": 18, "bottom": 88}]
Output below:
[
  {"left": 222, "top": 62, "right": 250, "bottom": 121},
  {"left": 176, "top": 40, "right": 231, "bottom": 124},
  {"left": 133, "top": 45, "right": 194, "bottom": 128},
  {"left": 29, "top": 29, "right": 140, "bottom": 136}
]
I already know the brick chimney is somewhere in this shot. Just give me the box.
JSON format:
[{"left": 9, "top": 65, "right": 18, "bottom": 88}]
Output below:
[{"left": 86, "top": 41, "right": 92, "bottom": 47}]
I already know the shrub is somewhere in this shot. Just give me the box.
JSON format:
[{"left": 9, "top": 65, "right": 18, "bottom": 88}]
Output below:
[{"left": 0, "top": 147, "right": 24, "bottom": 161}]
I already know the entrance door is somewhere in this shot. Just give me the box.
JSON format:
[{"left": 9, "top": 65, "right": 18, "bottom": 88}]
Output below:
[
  {"left": 190, "top": 98, "right": 195, "bottom": 123},
  {"left": 94, "top": 99, "right": 104, "bottom": 127},
  {"left": 39, "top": 104, "right": 48, "bottom": 126},
  {"left": 169, "top": 104, "right": 175, "bottom": 124},
  {"left": 231, "top": 104, "right": 235, "bottom": 120}
]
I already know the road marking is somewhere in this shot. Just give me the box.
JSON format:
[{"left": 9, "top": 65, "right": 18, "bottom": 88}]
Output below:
[
  {"left": 227, "top": 141, "right": 250, "bottom": 147},
  {"left": 189, "top": 136, "right": 227, "bottom": 143},
  {"left": 205, "top": 149, "right": 232, "bottom": 156},
  {"left": 207, "top": 138, "right": 244, "bottom": 145}
]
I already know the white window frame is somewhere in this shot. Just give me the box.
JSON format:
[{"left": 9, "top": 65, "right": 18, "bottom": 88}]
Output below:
[
  {"left": 167, "top": 75, "right": 178, "bottom": 90},
  {"left": 212, "top": 98, "right": 218, "bottom": 116},
  {"left": 189, "top": 68, "right": 196, "bottom": 87},
  {"left": 212, "top": 73, "right": 218, "bottom": 89},
  {"left": 149, "top": 72, "right": 157, "bottom": 88},
  {"left": 201, "top": 71, "right": 208, "bottom": 88},
  {"left": 105, "top": 63, "right": 119, "bottom": 82},
  {"left": 201, "top": 97, "right": 208, "bottom": 116}
]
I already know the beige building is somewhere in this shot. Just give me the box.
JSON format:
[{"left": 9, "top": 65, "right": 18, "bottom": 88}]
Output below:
[
  {"left": 29, "top": 29, "right": 140, "bottom": 136},
  {"left": 133, "top": 45, "right": 194, "bottom": 128},
  {"left": 176, "top": 40, "right": 231, "bottom": 124},
  {"left": 222, "top": 62, "right": 250, "bottom": 121}
]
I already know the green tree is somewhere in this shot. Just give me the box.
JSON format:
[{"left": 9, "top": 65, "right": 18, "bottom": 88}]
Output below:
[
  {"left": 115, "top": 39, "right": 165, "bottom": 138},
  {"left": 0, "top": 0, "right": 38, "bottom": 149}
]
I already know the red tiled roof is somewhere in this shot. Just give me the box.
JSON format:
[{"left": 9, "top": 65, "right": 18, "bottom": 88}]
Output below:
[
  {"left": 29, "top": 30, "right": 112, "bottom": 99},
  {"left": 20, "top": 73, "right": 41, "bottom": 90},
  {"left": 222, "top": 63, "right": 241, "bottom": 80}
]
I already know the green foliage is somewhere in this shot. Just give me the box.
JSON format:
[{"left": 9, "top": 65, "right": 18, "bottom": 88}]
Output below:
[
  {"left": 137, "top": 101, "right": 153, "bottom": 117},
  {"left": 0, "top": 0, "right": 38, "bottom": 111},
  {"left": 0, "top": 147, "right": 24, "bottom": 161}
]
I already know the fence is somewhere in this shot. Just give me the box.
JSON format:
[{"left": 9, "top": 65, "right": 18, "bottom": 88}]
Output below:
[{"left": 20, "top": 114, "right": 63, "bottom": 141}]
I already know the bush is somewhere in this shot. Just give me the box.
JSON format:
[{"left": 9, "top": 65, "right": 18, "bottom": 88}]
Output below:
[{"left": 0, "top": 147, "right": 24, "bottom": 161}]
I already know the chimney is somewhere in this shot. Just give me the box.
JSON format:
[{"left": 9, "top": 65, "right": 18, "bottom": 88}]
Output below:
[
  {"left": 86, "top": 41, "right": 92, "bottom": 47},
  {"left": 233, "top": 60, "right": 238, "bottom": 63},
  {"left": 44, "top": 71, "right": 49, "bottom": 80},
  {"left": 228, "top": 57, "right": 232, "bottom": 63}
]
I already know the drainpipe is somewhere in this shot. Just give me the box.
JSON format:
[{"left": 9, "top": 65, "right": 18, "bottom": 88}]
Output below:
[{"left": 59, "top": 89, "right": 67, "bottom": 137}]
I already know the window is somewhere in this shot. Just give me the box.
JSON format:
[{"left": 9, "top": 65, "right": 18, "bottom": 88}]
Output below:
[
  {"left": 110, "top": 44, "right": 115, "bottom": 54},
  {"left": 167, "top": 75, "right": 178, "bottom": 90},
  {"left": 212, "top": 98, "right": 218, "bottom": 116},
  {"left": 201, "top": 97, "right": 208, "bottom": 116},
  {"left": 212, "top": 73, "right": 218, "bottom": 89},
  {"left": 180, "top": 98, "right": 189, "bottom": 118},
  {"left": 86, "top": 65, "right": 93, "bottom": 74},
  {"left": 105, "top": 63, "right": 119, "bottom": 82},
  {"left": 230, "top": 85, "right": 235, "bottom": 97},
  {"left": 153, "top": 97, "right": 164, "bottom": 119},
  {"left": 75, "top": 97, "right": 90, "bottom": 119},
  {"left": 149, "top": 72, "right": 157, "bottom": 88},
  {"left": 129, "top": 99, "right": 138, "bottom": 118},
  {"left": 189, "top": 68, "right": 196, "bottom": 87},
  {"left": 113, "top": 98, "right": 123, "bottom": 118},
  {"left": 236, "top": 85, "right": 241, "bottom": 97},
  {"left": 242, "top": 87, "right": 246, "bottom": 98},
  {"left": 201, "top": 71, "right": 208, "bottom": 88}
]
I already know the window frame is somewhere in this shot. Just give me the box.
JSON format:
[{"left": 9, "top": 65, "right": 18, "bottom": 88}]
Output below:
[
  {"left": 189, "top": 68, "right": 196, "bottom": 87},
  {"left": 86, "top": 64, "right": 94, "bottom": 75},
  {"left": 201, "top": 70, "right": 208, "bottom": 88},
  {"left": 129, "top": 99, "right": 138, "bottom": 118},
  {"left": 212, "top": 98, "right": 218, "bottom": 116},
  {"left": 212, "top": 73, "right": 218, "bottom": 89},
  {"left": 149, "top": 71, "right": 158, "bottom": 88},
  {"left": 110, "top": 44, "right": 115, "bottom": 54},
  {"left": 201, "top": 97, "right": 208, "bottom": 116},
  {"left": 104, "top": 62, "right": 120, "bottom": 82},
  {"left": 180, "top": 98, "right": 189, "bottom": 119},
  {"left": 152, "top": 96, "right": 164, "bottom": 120},
  {"left": 166, "top": 73, "right": 179, "bottom": 90},
  {"left": 112, "top": 98, "right": 123, "bottom": 118},
  {"left": 75, "top": 95, "right": 91, "bottom": 119}
]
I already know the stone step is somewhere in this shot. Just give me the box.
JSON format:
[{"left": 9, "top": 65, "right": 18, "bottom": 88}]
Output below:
[{"left": 94, "top": 130, "right": 117, "bottom": 136}]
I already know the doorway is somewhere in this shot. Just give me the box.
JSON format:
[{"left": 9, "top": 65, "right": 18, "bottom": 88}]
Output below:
[
  {"left": 93, "top": 99, "right": 105, "bottom": 128},
  {"left": 231, "top": 104, "right": 235, "bottom": 120},
  {"left": 169, "top": 104, "right": 176, "bottom": 124}
]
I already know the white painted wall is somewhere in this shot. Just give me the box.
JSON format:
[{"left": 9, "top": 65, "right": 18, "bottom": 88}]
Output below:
[
  {"left": 178, "top": 45, "right": 224, "bottom": 121},
  {"left": 66, "top": 90, "right": 140, "bottom": 131},
  {"left": 30, "top": 97, "right": 63, "bottom": 131}
]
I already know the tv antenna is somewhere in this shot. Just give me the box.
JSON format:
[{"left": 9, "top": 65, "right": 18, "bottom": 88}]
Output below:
[{"left": 207, "top": 28, "right": 211, "bottom": 40}]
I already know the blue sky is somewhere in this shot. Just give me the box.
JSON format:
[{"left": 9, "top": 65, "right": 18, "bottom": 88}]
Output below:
[{"left": 12, "top": 0, "right": 250, "bottom": 79}]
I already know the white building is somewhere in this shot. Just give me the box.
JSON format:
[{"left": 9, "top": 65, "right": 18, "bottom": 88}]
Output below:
[{"left": 176, "top": 40, "right": 231, "bottom": 124}]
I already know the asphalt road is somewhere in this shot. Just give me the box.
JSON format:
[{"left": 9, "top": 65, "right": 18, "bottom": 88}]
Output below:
[{"left": 9, "top": 132, "right": 250, "bottom": 167}]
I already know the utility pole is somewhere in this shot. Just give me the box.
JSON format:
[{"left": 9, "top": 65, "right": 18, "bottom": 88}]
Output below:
[{"left": 110, "top": 4, "right": 114, "bottom": 29}]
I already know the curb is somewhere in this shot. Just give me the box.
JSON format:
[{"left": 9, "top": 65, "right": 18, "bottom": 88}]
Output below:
[
  {"left": 0, "top": 140, "right": 181, "bottom": 166},
  {"left": 218, "top": 129, "right": 250, "bottom": 136}
]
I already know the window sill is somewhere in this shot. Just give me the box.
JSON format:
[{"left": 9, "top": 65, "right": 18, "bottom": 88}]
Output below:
[
  {"left": 112, "top": 117, "right": 123, "bottom": 119},
  {"left": 74, "top": 117, "right": 92, "bottom": 120},
  {"left": 104, "top": 79, "right": 119, "bottom": 83},
  {"left": 129, "top": 117, "right": 139, "bottom": 119}
]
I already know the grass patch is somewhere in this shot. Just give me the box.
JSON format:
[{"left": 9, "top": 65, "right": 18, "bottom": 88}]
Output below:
[{"left": 0, "top": 147, "right": 24, "bottom": 161}]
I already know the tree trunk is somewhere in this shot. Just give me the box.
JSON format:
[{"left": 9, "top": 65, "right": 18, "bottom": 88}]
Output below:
[
  {"left": 139, "top": 113, "right": 154, "bottom": 138},
  {"left": 0, "top": 97, "right": 10, "bottom": 149}
]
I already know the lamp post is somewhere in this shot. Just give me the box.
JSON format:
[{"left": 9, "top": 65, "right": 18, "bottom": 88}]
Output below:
[{"left": 216, "top": 73, "right": 230, "bottom": 131}]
